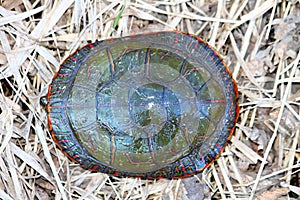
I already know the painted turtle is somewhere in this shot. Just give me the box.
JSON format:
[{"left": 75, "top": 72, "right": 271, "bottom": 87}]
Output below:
[{"left": 45, "top": 31, "right": 238, "bottom": 179}]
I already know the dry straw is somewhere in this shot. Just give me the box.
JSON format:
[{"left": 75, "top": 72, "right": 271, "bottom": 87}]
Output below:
[{"left": 0, "top": 0, "right": 299, "bottom": 199}]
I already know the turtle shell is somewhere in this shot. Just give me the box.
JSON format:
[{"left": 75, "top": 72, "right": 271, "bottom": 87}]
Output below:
[{"left": 45, "top": 31, "right": 238, "bottom": 179}]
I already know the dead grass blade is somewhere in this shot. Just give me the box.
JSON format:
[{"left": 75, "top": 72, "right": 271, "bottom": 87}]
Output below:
[{"left": 1, "top": 1, "right": 299, "bottom": 199}]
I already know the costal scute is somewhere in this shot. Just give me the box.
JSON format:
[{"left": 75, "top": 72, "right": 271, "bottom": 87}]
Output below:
[{"left": 45, "top": 31, "right": 239, "bottom": 179}]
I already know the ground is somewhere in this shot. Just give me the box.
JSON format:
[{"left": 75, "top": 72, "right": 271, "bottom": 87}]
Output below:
[{"left": 0, "top": 0, "right": 299, "bottom": 199}]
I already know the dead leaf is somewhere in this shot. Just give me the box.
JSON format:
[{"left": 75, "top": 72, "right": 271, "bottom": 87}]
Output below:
[{"left": 255, "top": 187, "right": 289, "bottom": 200}]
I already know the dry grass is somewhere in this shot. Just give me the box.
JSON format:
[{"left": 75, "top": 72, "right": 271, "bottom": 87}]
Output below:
[{"left": 0, "top": 0, "right": 300, "bottom": 199}]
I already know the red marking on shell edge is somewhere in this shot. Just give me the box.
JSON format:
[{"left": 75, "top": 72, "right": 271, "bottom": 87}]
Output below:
[
  {"left": 58, "top": 73, "right": 68, "bottom": 77},
  {"left": 46, "top": 84, "right": 53, "bottom": 102},
  {"left": 175, "top": 166, "right": 180, "bottom": 173},
  {"left": 214, "top": 150, "right": 223, "bottom": 160},
  {"left": 51, "top": 89, "right": 63, "bottom": 95},
  {"left": 112, "top": 172, "right": 119, "bottom": 176},
  {"left": 233, "top": 79, "right": 239, "bottom": 97},
  {"left": 204, "top": 163, "right": 210, "bottom": 168},
  {"left": 45, "top": 104, "right": 50, "bottom": 112},
  {"left": 71, "top": 57, "right": 77, "bottom": 61},
  {"left": 87, "top": 43, "right": 94, "bottom": 48},
  {"left": 47, "top": 114, "right": 53, "bottom": 130},
  {"left": 92, "top": 165, "right": 99, "bottom": 170},
  {"left": 51, "top": 131, "right": 58, "bottom": 143},
  {"left": 235, "top": 104, "right": 240, "bottom": 122},
  {"left": 215, "top": 143, "right": 222, "bottom": 149},
  {"left": 178, "top": 173, "right": 192, "bottom": 178},
  {"left": 73, "top": 154, "right": 79, "bottom": 159},
  {"left": 180, "top": 161, "right": 187, "bottom": 174},
  {"left": 173, "top": 32, "right": 179, "bottom": 48}
]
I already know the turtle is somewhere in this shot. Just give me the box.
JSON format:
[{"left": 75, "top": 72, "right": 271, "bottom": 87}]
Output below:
[{"left": 44, "top": 31, "right": 239, "bottom": 179}]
